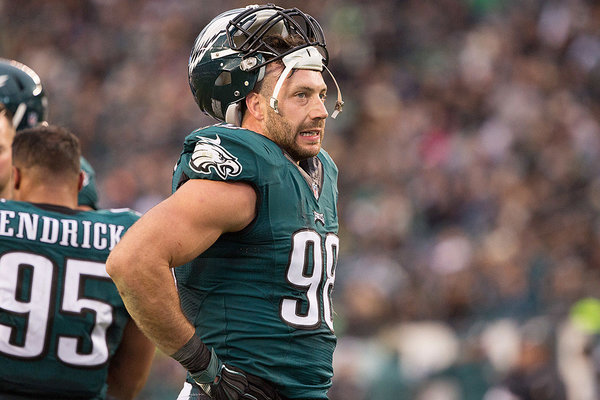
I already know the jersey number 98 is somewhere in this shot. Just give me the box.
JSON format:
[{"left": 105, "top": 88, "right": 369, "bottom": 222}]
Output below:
[{"left": 281, "top": 230, "right": 339, "bottom": 331}]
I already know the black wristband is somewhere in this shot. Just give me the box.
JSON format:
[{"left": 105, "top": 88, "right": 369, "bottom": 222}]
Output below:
[{"left": 170, "top": 334, "right": 211, "bottom": 374}]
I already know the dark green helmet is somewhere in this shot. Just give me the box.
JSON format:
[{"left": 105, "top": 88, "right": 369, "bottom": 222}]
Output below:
[
  {"left": 0, "top": 58, "right": 48, "bottom": 131},
  {"left": 188, "top": 4, "right": 328, "bottom": 125}
]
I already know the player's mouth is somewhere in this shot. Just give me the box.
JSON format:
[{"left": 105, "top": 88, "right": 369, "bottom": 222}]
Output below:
[{"left": 299, "top": 129, "right": 322, "bottom": 139}]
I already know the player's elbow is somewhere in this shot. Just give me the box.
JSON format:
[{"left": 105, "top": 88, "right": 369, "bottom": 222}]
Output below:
[{"left": 106, "top": 242, "right": 136, "bottom": 283}]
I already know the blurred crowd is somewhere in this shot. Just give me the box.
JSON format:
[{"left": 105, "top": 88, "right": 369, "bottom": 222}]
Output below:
[{"left": 3, "top": 0, "right": 600, "bottom": 398}]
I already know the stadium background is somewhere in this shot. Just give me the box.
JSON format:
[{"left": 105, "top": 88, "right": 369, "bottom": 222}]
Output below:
[{"left": 3, "top": 0, "right": 600, "bottom": 398}]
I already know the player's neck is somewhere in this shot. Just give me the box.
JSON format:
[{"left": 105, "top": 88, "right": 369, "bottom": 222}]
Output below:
[
  {"left": 15, "top": 184, "right": 78, "bottom": 209},
  {"left": 241, "top": 112, "right": 265, "bottom": 135},
  {"left": 0, "top": 184, "right": 12, "bottom": 199}
]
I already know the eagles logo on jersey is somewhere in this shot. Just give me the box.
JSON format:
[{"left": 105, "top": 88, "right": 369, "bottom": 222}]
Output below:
[{"left": 189, "top": 135, "right": 242, "bottom": 179}]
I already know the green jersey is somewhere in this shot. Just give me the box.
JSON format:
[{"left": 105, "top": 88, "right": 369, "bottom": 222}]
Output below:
[
  {"left": 0, "top": 200, "right": 140, "bottom": 399},
  {"left": 172, "top": 125, "right": 340, "bottom": 399}
]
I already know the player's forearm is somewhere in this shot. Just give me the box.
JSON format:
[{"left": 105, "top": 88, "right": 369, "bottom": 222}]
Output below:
[
  {"left": 107, "top": 320, "right": 156, "bottom": 400},
  {"left": 106, "top": 247, "right": 195, "bottom": 355}
]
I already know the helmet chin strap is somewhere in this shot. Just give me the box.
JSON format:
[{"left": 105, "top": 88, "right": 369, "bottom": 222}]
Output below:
[
  {"left": 12, "top": 103, "right": 27, "bottom": 129},
  {"left": 269, "top": 46, "right": 344, "bottom": 119}
]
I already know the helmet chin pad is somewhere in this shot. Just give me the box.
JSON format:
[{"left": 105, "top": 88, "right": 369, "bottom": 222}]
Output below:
[{"left": 225, "top": 102, "right": 242, "bottom": 126}]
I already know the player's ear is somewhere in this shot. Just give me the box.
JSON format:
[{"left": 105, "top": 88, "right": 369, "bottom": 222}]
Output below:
[
  {"left": 77, "top": 171, "right": 84, "bottom": 192},
  {"left": 12, "top": 166, "right": 20, "bottom": 190},
  {"left": 245, "top": 92, "right": 264, "bottom": 121}
]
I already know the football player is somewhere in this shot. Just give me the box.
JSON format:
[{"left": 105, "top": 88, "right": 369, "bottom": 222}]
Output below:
[
  {"left": 0, "top": 58, "right": 99, "bottom": 209},
  {"left": 107, "top": 4, "right": 342, "bottom": 400},
  {"left": 0, "top": 125, "right": 155, "bottom": 399}
]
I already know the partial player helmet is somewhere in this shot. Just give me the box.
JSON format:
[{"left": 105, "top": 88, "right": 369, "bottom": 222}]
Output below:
[
  {"left": 78, "top": 156, "right": 99, "bottom": 210},
  {"left": 188, "top": 4, "right": 342, "bottom": 125},
  {"left": 0, "top": 58, "right": 48, "bottom": 131}
]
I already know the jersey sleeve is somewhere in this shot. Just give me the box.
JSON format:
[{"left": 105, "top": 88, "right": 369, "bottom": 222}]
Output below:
[
  {"left": 172, "top": 126, "right": 275, "bottom": 192},
  {"left": 94, "top": 208, "right": 141, "bottom": 228}
]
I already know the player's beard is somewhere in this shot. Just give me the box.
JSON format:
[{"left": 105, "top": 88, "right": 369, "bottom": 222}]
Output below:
[{"left": 264, "top": 107, "right": 322, "bottom": 162}]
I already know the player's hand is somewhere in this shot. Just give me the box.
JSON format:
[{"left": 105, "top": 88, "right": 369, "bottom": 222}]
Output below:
[
  {"left": 205, "top": 364, "right": 255, "bottom": 400},
  {"left": 189, "top": 348, "right": 254, "bottom": 400},
  {"left": 246, "top": 373, "right": 281, "bottom": 400}
]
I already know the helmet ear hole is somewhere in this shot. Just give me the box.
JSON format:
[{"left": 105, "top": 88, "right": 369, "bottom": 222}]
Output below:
[{"left": 215, "top": 72, "right": 232, "bottom": 86}]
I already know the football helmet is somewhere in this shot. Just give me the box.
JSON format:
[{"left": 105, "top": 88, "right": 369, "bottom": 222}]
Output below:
[
  {"left": 0, "top": 58, "right": 48, "bottom": 131},
  {"left": 188, "top": 4, "right": 342, "bottom": 125}
]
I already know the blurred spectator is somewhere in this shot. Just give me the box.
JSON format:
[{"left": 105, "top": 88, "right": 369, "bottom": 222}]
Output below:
[{"left": 485, "top": 317, "right": 567, "bottom": 400}]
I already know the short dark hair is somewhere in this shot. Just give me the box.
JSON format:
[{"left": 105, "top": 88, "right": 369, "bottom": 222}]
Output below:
[
  {"left": 0, "top": 101, "right": 15, "bottom": 122},
  {"left": 13, "top": 125, "right": 81, "bottom": 177},
  {"left": 0, "top": 103, "right": 9, "bottom": 120}
]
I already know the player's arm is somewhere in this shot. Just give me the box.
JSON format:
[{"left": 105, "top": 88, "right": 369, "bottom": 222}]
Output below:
[
  {"left": 107, "top": 178, "right": 264, "bottom": 400},
  {"left": 106, "top": 319, "right": 155, "bottom": 400},
  {"left": 106, "top": 178, "right": 256, "bottom": 355}
]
